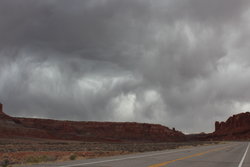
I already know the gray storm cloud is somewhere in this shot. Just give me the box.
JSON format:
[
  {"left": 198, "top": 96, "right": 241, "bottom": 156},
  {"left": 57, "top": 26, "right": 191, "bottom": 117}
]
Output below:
[{"left": 1, "top": 0, "right": 250, "bottom": 133}]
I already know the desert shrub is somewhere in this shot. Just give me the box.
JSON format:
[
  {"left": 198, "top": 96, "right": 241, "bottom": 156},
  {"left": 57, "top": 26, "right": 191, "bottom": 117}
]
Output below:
[
  {"left": 1, "top": 159, "right": 9, "bottom": 167},
  {"left": 45, "top": 155, "right": 57, "bottom": 161},
  {"left": 25, "top": 156, "right": 41, "bottom": 163},
  {"left": 25, "top": 155, "right": 56, "bottom": 164},
  {"left": 70, "top": 154, "right": 77, "bottom": 160}
]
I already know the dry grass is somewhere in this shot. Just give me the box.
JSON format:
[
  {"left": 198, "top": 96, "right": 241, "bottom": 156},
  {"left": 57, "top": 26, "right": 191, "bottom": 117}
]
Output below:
[{"left": 0, "top": 138, "right": 220, "bottom": 166}]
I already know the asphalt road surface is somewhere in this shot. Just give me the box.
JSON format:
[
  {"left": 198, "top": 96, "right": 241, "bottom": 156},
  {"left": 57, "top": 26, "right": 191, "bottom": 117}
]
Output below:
[{"left": 24, "top": 142, "right": 249, "bottom": 167}]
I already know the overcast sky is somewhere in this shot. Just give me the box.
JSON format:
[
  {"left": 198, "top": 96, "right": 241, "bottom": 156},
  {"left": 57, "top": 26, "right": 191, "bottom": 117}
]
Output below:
[{"left": 1, "top": 0, "right": 250, "bottom": 133}]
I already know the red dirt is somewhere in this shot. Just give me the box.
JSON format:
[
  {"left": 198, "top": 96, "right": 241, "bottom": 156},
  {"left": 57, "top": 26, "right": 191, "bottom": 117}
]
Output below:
[
  {"left": 0, "top": 150, "right": 130, "bottom": 165},
  {"left": 0, "top": 138, "right": 218, "bottom": 166}
]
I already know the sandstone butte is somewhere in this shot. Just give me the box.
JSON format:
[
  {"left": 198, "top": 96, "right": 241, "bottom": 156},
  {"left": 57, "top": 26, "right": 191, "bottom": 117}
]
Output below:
[
  {"left": 211, "top": 112, "right": 250, "bottom": 140},
  {"left": 0, "top": 103, "right": 186, "bottom": 142}
]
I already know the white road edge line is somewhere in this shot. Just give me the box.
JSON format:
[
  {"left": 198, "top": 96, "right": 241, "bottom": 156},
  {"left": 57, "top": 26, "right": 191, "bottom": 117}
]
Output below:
[
  {"left": 57, "top": 144, "right": 229, "bottom": 167},
  {"left": 238, "top": 142, "right": 250, "bottom": 167},
  {"left": 57, "top": 148, "right": 194, "bottom": 167}
]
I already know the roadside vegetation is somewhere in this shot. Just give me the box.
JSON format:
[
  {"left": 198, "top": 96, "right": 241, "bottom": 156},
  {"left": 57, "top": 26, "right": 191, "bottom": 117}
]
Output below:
[{"left": 0, "top": 138, "right": 221, "bottom": 166}]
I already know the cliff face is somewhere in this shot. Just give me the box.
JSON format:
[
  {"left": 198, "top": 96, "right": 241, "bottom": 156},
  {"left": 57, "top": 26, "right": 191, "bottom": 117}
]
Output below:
[
  {"left": 0, "top": 104, "right": 185, "bottom": 142},
  {"left": 0, "top": 103, "right": 13, "bottom": 120},
  {"left": 212, "top": 112, "right": 250, "bottom": 140},
  {"left": 16, "top": 118, "right": 185, "bottom": 142}
]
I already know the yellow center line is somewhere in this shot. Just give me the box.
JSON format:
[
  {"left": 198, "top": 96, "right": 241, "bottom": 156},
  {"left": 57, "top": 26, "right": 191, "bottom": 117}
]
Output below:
[{"left": 148, "top": 145, "right": 233, "bottom": 167}]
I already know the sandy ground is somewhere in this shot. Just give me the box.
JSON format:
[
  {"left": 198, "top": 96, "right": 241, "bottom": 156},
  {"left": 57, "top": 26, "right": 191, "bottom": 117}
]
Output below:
[{"left": 0, "top": 138, "right": 220, "bottom": 166}]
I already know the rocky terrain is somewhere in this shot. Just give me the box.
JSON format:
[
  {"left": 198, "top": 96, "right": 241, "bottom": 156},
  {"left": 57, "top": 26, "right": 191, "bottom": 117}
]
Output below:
[
  {"left": 2, "top": 101, "right": 250, "bottom": 166},
  {"left": 0, "top": 138, "right": 219, "bottom": 166},
  {"left": 0, "top": 138, "right": 131, "bottom": 166},
  {"left": 2, "top": 101, "right": 250, "bottom": 142},
  {"left": 211, "top": 112, "right": 250, "bottom": 140},
  {"left": 187, "top": 112, "right": 250, "bottom": 141},
  {"left": 0, "top": 103, "right": 185, "bottom": 142},
  {"left": 0, "top": 102, "right": 188, "bottom": 166}
]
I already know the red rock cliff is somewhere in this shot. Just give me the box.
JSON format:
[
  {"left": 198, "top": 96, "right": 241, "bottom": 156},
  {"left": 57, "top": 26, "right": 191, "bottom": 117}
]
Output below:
[
  {"left": 14, "top": 118, "right": 186, "bottom": 142},
  {"left": 212, "top": 112, "right": 250, "bottom": 140},
  {"left": 0, "top": 104, "right": 185, "bottom": 142},
  {"left": 0, "top": 103, "right": 2, "bottom": 113},
  {"left": 0, "top": 103, "right": 12, "bottom": 120}
]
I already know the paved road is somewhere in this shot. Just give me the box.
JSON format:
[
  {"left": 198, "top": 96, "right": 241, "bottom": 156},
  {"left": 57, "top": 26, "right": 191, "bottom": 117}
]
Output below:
[{"left": 25, "top": 142, "right": 250, "bottom": 167}]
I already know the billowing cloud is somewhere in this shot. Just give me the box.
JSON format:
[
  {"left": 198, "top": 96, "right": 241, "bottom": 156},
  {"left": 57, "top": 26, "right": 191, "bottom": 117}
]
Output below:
[{"left": 1, "top": 0, "right": 250, "bottom": 133}]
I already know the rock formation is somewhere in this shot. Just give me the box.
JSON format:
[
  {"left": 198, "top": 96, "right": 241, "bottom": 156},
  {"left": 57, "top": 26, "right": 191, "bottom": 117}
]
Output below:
[
  {"left": 0, "top": 103, "right": 12, "bottom": 120},
  {"left": 0, "top": 103, "right": 2, "bottom": 113},
  {"left": 0, "top": 103, "right": 186, "bottom": 142},
  {"left": 211, "top": 112, "right": 250, "bottom": 140},
  {"left": 3, "top": 102, "right": 250, "bottom": 141}
]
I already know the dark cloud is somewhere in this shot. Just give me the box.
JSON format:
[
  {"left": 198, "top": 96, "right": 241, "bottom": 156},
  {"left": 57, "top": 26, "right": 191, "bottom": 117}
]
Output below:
[{"left": 1, "top": 0, "right": 250, "bottom": 133}]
